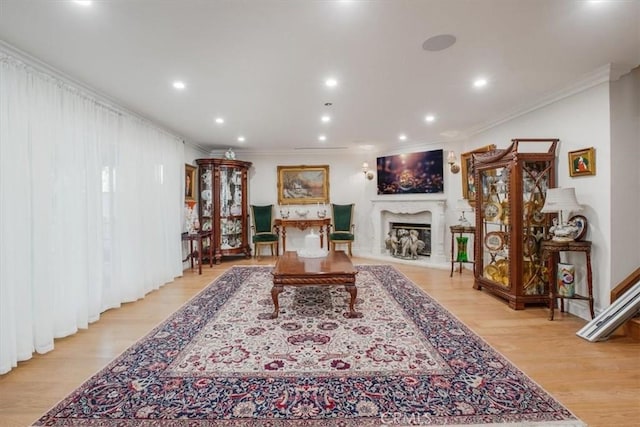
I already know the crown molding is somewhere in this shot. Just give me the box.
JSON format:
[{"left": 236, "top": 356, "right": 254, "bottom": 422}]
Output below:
[
  {"left": 467, "top": 63, "right": 637, "bottom": 136},
  {"left": 0, "top": 40, "right": 186, "bottom": 143}
]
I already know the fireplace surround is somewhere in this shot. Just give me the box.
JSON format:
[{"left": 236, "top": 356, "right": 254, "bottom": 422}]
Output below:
[{"left": 368, "top": 198, "right": 447, "bottom": 267}]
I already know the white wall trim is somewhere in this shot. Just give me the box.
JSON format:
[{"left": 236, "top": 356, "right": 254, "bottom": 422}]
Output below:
[{"left": 468, "top": 63, "right": 635, "bottom": 137}]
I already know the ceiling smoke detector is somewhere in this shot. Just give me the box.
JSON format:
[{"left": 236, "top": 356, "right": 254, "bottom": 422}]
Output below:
[{"left": 422, "top": 34, "right": 457, "bottom": 52}]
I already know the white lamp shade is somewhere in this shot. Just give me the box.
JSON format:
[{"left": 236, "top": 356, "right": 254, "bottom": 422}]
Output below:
[
  {"left": 447, "top": 151, "right": 457, "bottom": 163},
  {"left": 541, "top": 188, "right": 582, "bottom": 213}
]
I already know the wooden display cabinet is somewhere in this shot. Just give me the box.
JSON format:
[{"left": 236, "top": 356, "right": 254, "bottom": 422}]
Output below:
[
  {"left": 473, "top": 139, "right": 558, "bottom": 309},
  {"left": 196, "top": 158, "right": 252, "bottom": 264}
]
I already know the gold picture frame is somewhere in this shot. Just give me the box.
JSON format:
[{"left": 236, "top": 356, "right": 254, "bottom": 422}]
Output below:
[
  {"left": 185, "top": 164, "right": 196, "bottom": 201},
  {"left": 277, "top": 165, "right": 330, "bottom": 205},
  {"left": 568, "top": 147, "right": 596, "bottom": 177},
  {"left": 460, "top": 144, "right": 496, "bottom": 206}
]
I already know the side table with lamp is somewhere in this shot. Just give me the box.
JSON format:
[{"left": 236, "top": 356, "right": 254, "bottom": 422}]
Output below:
[{"left": 540, "top": 187, "right": 594, "bottom": 320}]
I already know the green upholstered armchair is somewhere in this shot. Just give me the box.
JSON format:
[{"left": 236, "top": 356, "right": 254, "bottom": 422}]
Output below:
[
  {"left": 250, "top": 205, "right": 279, "bottom": 260},
  {"left": 329, "top": 203, "right": 355, "bottom": 256}
]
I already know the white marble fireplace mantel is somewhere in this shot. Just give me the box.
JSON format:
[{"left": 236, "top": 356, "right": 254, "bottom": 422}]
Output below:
[{"left": 366, "top": 198, "right": 448, "bottom": 268}]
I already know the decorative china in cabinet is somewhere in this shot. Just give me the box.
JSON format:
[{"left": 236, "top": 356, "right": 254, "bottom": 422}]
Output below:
[
  {"left": 196, "top": 158, "right": 252, "bottom": 264},
  {"left": 472, "top": 139, "right": 558, "bottom": 309}
]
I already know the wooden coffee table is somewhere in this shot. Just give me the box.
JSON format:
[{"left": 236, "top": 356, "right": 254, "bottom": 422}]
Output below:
[{"left": 270, "top": 251, "right": 360, "bottom": 319}]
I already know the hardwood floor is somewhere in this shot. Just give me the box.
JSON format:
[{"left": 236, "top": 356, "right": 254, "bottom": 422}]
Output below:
[{"left": 1, "top": 256, "right": 638, "bottom": 426}]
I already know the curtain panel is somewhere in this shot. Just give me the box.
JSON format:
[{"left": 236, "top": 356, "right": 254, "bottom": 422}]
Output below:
[{"left": 0, "top": 50, "right": 184, "bottom": 375}]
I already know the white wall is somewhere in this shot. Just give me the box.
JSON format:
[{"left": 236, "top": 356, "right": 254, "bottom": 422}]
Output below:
[
  {"left": 241, "top": 150, "right": 375, "bottom": 253},
  {"left": 239, "top": 144, "right": 464, "bottom": 258},
  {"left": 609, "top": 67, "right": 640, "bottom": 285},
  {"left": 465, "top": 80, "right": 622, "bottom": 319}
]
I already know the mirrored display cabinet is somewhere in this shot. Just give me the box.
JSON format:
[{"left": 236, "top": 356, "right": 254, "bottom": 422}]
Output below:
[
  {"left": 196, "top": 158, "right": 253, "bottom": 264},
  {"left": 472, "top": 139, "right": 558, "bottom": 309}
]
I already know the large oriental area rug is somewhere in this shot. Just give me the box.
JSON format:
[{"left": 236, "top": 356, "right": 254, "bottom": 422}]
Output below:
[{"left": 35, "top": 265, "right": 584, "bottom": 426}]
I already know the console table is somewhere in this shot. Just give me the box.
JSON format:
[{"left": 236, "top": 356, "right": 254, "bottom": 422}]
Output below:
[
  {"left": 540, "top": 240, "right": 594, "bottom": 320},
  {"left": 450, "top": 225, "right": 475, "bottom": 277},
  {"left": 181, "top": 231, "right": 213, "bottom": 275},
  {"left": 274, "top": 218, "right": 331, "bottom": 254}
]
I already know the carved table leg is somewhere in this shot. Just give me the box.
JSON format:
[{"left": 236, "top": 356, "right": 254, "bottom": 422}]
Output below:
[
  {"left": 345, "top": 283, "right": 361, "bottom": 318},
  {"left": 271, "top": 284, "right": 283, "bottom": 319}
]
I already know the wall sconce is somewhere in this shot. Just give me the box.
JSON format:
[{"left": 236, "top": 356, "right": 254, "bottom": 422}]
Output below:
[
  {"left": 362, "top": 162, "right": 374, "bottom": 180},
  {"left": 447, "top": 150, "right": 460, "bottom": 174}
]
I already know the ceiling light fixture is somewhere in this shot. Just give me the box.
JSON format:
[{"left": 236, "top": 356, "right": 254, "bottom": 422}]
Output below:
[
  {"left": 425, "top": 115, "right": 435, "bottom": 123},
  {"left": 215, "top": 117, "right": 224, "bottom": 124},
  {"left": 318, "top": 135, "right": 327, "bottom": 142},
  {"left": 237, "top": 136, "right": 245, "bottom": 142},
  {"left": 172, "top": 81, "right": 186, "bottom": 90},
  {"left": 321, "top": 115, "right": 331, "bottom": 123},
  {"left": 325, "top": 78, "right": 338, "bottom": 88},
  {"left": 422, "top": 34, "right": 457, "bottom": 52},
  {"left": 473, "top": 78, "right": 488, "bottom": 88},
  {"left": 399, "top": 134, "right": 407, "bottom": 141},
  {"left": 74, "top": 0, "right": 92, "bottom": 6}
]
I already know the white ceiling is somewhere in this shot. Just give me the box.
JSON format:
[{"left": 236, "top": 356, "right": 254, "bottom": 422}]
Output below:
[{"left": 0, "top": 0, "right": 638, "bottom": 153}]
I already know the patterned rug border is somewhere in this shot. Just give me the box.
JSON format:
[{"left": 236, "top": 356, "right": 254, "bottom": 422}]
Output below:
[{"left": 32, "top": 264, "right": 586, "bottom": 427}]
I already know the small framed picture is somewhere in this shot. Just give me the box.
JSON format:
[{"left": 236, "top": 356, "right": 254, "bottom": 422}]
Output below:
[
  {"left": 568, "top": 147, "right": 596, "bottom": 177},
  {"left": 185, "top": 164, "right": 196, "bottom": 201}
]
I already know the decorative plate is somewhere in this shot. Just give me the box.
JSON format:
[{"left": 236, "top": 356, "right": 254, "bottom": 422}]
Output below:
[
  {"left": 569, "top": 214, "right": 588, "bottom": 240},
  {"left": 530, "top": 209, "right": 545, "bottom": 226},
  {"left": 483, "top": 202, "right": 503, "bottom": 222},
  {"left": 483, "top": 264, "right": 500, "bottom": 280},
  {"left": 495, "top": 259, "right": 509, "bottom": 276},
  {"left": 523, "top": 234, "right": 538, "bottom": 257},
  {"left": 484, "top": 231, "right": 505, "bottom": 252}
]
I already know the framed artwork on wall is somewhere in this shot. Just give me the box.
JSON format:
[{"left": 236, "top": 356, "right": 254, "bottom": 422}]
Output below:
[
  {"left": 568, "top": 147, "right": 596, "bottom": 177},
  {"left": 277, "top": 165, "right": 330, "bottom": 205},
  {"left": 185, "top": 164, "right": 196, "bottom": 201},
  {"left": 460, "top": 144, "right": 496, "bottom": 206},
  {"left": 376, "top": 149, "right": 444, "bottom": 194}
]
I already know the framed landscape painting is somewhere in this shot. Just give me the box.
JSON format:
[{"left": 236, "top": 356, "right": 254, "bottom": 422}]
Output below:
[{"left": 277, "top": 165, "right": 330, "bottom": 205}]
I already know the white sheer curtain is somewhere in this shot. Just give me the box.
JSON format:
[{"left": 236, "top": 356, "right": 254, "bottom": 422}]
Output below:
[{"left": 0, "top": 49, "right": 184, "bottom": 375}]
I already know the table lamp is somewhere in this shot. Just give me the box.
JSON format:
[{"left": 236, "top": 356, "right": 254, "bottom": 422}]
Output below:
[{"left": 540, "top": 187, "right": 582, "bottom": 241}]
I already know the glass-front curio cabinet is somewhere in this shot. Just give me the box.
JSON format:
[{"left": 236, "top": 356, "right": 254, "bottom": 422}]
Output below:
[
  {"left": 196, "top": 158, "right": 252, "bottom": 264},
  {"left": 473, "top": 139, "right": 558, "bottom": 309}
]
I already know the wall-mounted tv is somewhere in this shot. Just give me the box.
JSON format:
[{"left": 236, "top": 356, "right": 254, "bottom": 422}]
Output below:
[{"left": 376, "top": 149, "right": 444, "bottom": 194}]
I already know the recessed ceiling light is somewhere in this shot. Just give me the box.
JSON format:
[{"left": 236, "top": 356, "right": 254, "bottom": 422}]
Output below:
[
  {"left": 422, "top": 34, "right": 457, "bottom": 52},
  {"left": 237, "top": 136, "right": 245, "bottom": 142},
  {"left": 318, "top": 135, "right": 327, "bottom": 141},
  {"left": 399, "top": 134, "right": 407, "bottom": 141},
  {"left": 215, "top": 117, "right": 224, "bottom": 124},
  {"left": 172, "top": 81, "right": 186, "bottom": 90},
  {"left": 473, "top": 78, "right": 488, "bottom": 88},
  {"left": 325, "top": 78, "right": 338, "bottom": 88},
  {"left": 74, "top": 0, "right": 92, "bottom": 6},
  {"left": 425, "top": 115, "right": 436, "bottom": 123},
  {"left": 321, "top": 115, "right": 331, "bottom": 123}
]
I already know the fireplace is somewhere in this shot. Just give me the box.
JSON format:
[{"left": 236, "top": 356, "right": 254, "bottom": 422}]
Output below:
[
  {"left": 367, "top": 198, "right": 447, "bottom": 267},
  {"left": 387, "top": 222, "right": 431, "bottom": 259}
]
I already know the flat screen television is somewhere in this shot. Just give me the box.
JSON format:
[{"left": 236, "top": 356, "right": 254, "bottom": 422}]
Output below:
[{"left": 376, "top": 149, "right": 444, "bottom": 194}]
